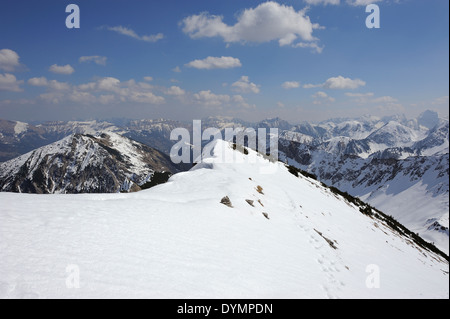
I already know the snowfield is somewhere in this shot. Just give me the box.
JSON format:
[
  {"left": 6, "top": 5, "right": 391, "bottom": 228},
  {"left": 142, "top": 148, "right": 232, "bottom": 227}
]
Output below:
[{"left": 0, "top": 140, "right": 448, "bottom": 299}]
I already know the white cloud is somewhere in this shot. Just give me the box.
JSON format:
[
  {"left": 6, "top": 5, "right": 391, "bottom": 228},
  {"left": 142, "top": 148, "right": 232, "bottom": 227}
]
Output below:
[
  {"left": 304, "top": 76, "right": 366, "bottom": 90},
  {"left": 186, "top": 56, "right": 242, "bottom": 70},
  {"left": 106, "top": 26, "right": 164, "bottom": 42},
  {"left": 129, "top": 92, "right": 165, "bottom": 104},
  {"left": 231, "top": 76, "right": 260, "bottom": 94},
  {"left": 277, "top": 102, "right": 285, "bottom": 108},
  {"left": 191, "top": 89, "right": 255, "bottom": 110},
  {"left": 28, "top": 77, "right": 72, "bottom": 92},
  {"left": 371, "top": 96, "right": 398, "bottom": 104},
  {"left": 49, "top": 64, "right": 75, "bottom": 75},
  {"left": 0, "top": 49, "right": 21, "bottom": 72},
  {"left": 30, "top": 76, "right": 165, "bottom": 105},
  {"left": 305, "top": 0, "right": 340, "bottom": 5},
  {"left": 28, "top": 77, "right": 48, "bottom": 87},
  {"left": 99, "top": 94, "right": 116, "bottom": 105},
  {"left": 432, "top": 96, "right": 449, "bottom": 106},
  {"left": 165, "top": 86, "right": 185, "bottom": 96},
  {"left": 172, "top": 66, "right": 181, "bottom": 73},
  {"left": 345, "top": 92, "right": 374, "bottom": 98},
  {"left": 48, "top": 80, "right": 70, "bottom": 91},
  {"left": 38, "top": 92, "right": 63, "bottom": 104},
  {"left": 232, "top": 94, "right": 255, "bottom": 110},
  {"left": 181, "top": 2, "right": 322, "bottom": 49},
  {"left": 194, "top": 90, "right": 231, "bottom": 107},
  {"left": 293, "top": 42, "right": 324, "bottom": 54},
  {"left": 79, "top": 56, "right": 107, "bottom": 65},
  {"left": 312, "top": 91, "right": 335, "bottom": 104},
  {"left": 282, "top": 81, "right": 300, "bottom": 89},
  {"left": 324, "top": 76, "right": 365, "bottom": 90},
  {"left": 143, "top": 76, "right": 153, "bottom": 82},
  {"left": 303, "top": 83, "right": 322, "bottom": 89},
  {"left": 68, "top": 91, "right": 97, "bottom": 104},
  {"left": 0, "top": 73, "right": 23, "bottom": 92},
  {"left": 347, "top": 0, "right": 382, "bottom": 6}
]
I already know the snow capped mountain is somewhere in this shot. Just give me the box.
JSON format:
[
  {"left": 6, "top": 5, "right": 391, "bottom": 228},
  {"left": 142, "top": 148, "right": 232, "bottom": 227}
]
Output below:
[
  {"left": 36, "top": 120, "right": 123, "bottom": 137},
  {"left": 418, "top": 110, "right": 441, "bottom": 130},
  {"left": 0, "top": 140, "right": 447, "bottom": 298},
  {"left": 0, "top": 132, "right": 178, "bottom": 194},
  {"left": 279, "top": 111, "right": 449, "bottom": 254},
  {"left": 281, "top": 149, "right": 449, "bottom": 254},
  {"left": 0, "top": 119, "right": 49, "bottom": 162},
  {"left": 413, "top": 119, "right": 449, "bottom": 156}
]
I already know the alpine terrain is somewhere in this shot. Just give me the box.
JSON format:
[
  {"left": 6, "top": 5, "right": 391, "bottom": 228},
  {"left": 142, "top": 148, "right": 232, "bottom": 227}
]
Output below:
[
  {"left": 0, "top": 132, "right": 178, "bottom": 194},
  {"left": 0, "top": 140, "right": 448, "bottom": 298}
]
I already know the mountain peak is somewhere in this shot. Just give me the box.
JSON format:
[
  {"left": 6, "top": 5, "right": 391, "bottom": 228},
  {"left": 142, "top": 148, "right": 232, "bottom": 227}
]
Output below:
[
  {"left": 418, "top": 110, "right": 440, "bottom": 130},
  {"left": 0, "top": 132, "right": 178, "bottom": 194}
]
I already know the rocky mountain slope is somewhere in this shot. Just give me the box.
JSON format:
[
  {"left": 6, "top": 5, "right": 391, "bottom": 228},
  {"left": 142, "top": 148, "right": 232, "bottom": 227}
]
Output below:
[{"left": 0, "top": 132, "right": 178, "bottom": 194}]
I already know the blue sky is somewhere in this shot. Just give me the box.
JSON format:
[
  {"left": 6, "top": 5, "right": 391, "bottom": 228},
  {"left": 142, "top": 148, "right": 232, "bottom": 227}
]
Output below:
[{"left": 0, "top": 0, "right": 448, "bottom": 123}]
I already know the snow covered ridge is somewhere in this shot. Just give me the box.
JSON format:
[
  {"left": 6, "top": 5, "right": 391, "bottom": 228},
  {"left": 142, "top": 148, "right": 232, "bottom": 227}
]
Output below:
[
  {"left": 0, "top": 132, "right": 179, "bottom": 194},
  {"left": 0, "top": 140, "right": 448, "bottom": 298},
  {"left": 280, "top": 141, "right": 449, "bottom": 254}
]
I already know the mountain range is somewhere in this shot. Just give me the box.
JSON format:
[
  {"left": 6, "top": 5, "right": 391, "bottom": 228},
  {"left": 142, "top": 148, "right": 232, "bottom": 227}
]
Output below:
[
  {"left": 0, "top": 132, "right": 178, "bottom": 194},
  {"left": 0, "top": 140, "right": 447, "bottom": 298},
  {"left": 0, "top": 110, "right": 448, "bottom": 253}
]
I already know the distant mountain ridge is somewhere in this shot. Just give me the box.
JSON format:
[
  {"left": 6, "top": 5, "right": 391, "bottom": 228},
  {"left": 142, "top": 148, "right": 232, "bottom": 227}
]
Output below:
[{"left": 0, "top": 132, "right": 178, "bottom": 194}]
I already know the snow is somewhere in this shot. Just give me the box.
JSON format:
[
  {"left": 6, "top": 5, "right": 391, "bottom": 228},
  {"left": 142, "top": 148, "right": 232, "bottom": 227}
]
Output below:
[
  {"left": 0, "top": 140, "right": 448, "bottom": 299},
  {"left": 14, "top": 121, "right": 28, "bottom": 135}
]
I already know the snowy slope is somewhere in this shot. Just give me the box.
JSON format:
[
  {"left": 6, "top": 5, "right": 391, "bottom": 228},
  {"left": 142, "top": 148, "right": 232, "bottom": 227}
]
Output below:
[
  {"left": 280, "top": 148, "right": 449, "bottom": 254},
  {"left": 0, "top": 140, "right": 448, "bottom": 299}
]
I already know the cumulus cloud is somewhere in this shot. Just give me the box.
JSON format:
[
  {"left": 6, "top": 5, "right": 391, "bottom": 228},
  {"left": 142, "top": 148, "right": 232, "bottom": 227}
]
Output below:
[
  {"left": 185, "top": 56, "right": 242, "bottom": 70},
  {"left": 79, "top": 56, "right": 107, "bottom": 65},
  {"left": 165, "top": 86, "right": 186, "bottom": 96},
  {"left": 143, "top": 76, "right": 153, "bottom": 82},
  {"left": 193, "top": 90, "right": 231, "bottom": 107},
  {"left": 129, "top": 92, "right": 165, "bottom": 104},
  {"left": 106, "top": 26, "right": 164, "bottom": 42},
  {"left": 323, "top": 76, "right": 366, "bottom": 89},
  {"left": 181, "top": 2, "right": 323, "bottom": 49},
  {"left": 0, "top": 73, "right": 23, "bottom": 92},
  {"left": 0, "top": 49, "right": 21, "bottom": 72},
  {"left": 28, "top": 77, "right": 48, "bottom": 87},
  {"left": 304, "top": 76, "right": 366, "bottom": 90},
  {"left": 312, "top": 91, "right": 335, "bottom": 104},
  {"left": 191, "top": 90, "right": 255, "bottom": 110},
  {"left": 28, "top": 76, "right": 165, "bottom": 105},
  {"left": 28, "top": 77, "right": 70, "bottom": 91},
  {"left": 172, "top": 66, "right": 181, "bottom": 73},
  {"left": 282, "top": 81, "right": 300, "bottom": 89},
  {"left": 231, "top": 76, "right": 260, "bottom": 94},
  {"left": 49, "top": 64, "right": 75, "bottom": 75},
  {"left": 78, "top": 77, "right": 165, "bottom": 104}
]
